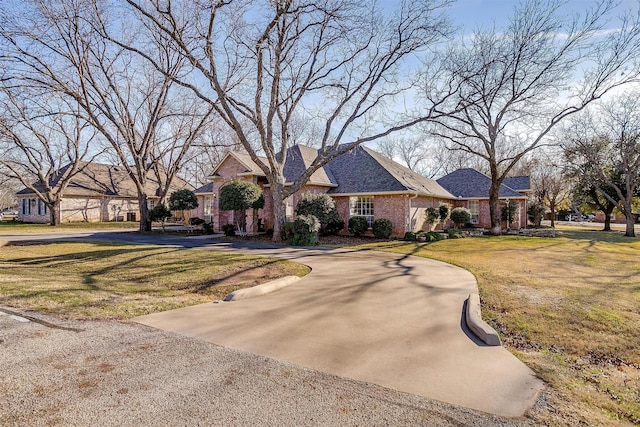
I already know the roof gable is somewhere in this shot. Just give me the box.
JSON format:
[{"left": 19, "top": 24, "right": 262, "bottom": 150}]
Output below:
[{"left": 437, "top": 168, "right": 525, "bottom": 199}]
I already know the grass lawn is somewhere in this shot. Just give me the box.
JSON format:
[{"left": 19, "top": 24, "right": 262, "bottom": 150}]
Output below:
[
  {"left": 0, "top": 221, "right": 139, "bottom": 234},
  {"left": 358, "top": 230, "right": 640, "bottom": 426},
  {"left": 0, "top": 241, "right": 309, "bottom": 320}
]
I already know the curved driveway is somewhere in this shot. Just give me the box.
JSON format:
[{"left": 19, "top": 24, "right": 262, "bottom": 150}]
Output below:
[
  {"left": 126, "top": 234, "right": 543, "bottom": 418},
  {"left": 2, "top": 231, "right": 543, "bottom": 418}
]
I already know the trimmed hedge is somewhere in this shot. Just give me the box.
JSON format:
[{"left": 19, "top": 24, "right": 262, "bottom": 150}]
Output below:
[
  {"left": 372, "top": 218, "right": 393, "bottom": 239},
  {"left": 348, "top": 216, "right": 369, "bottom": 237},
  {"left": 450, "top": 207, "right": 471, "bottom": 228}
]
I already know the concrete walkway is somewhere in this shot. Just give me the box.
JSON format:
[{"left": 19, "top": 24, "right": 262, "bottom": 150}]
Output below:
[
  {"left": 1, "top": 231, "right": 543, "bottom": 417},
  {"left": 130, "top": 236, "right": 544, "bottom": 418}
]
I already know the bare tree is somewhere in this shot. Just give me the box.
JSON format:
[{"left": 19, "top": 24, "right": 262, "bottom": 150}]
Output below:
[
  {"left": 425, "top": 0, "right": 640, "bottom": 235},
  {"left": 376, "top": 136, "right": 433, "bottom": 176},
  {"left": 529, "top": 155, "right": 571, "bottom": 228},
  {"left": 125, "top": 0, "right": 456, "bottom": 240},
  {"left": 0, "top": 173, "right": 19, "bottom": 211},
  {"left": 563, "top": 93, "right": 640, "bottom": 237},
  {"left": 0, "top": 0, "right": 214, "bottom": 231},
  {"left": 0, "top": 89, "right": 101, "bottom": 225}
]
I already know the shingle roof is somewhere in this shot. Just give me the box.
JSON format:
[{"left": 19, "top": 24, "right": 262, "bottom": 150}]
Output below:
[
  {"left": 437, "top": 168, "right": 525, "bottom": 199},
  {"left": 17, "top": 162, "right": 191, "bottom": 198},
  {"left": 283, "top": 145, "right": 337, "bottom": 186},
  {"left": 194, "top": 182, "right": 214, "bottom": 194},
  {"left": 503, "top": 176, "right": 531, "bottom": 192},
  {"left": 325, "top": 145, "right": 453, "bottom": 197}
]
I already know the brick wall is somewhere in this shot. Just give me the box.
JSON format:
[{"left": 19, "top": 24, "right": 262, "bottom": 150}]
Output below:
[{"left": 18, "top": 196, "right": 140, "bottom": 224}]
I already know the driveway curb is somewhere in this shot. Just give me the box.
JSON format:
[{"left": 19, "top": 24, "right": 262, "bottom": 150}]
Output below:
[
  {"left": 465, "top": 293, "right": 501, "bottom": 346},
  {"left": 224, "top": 275, "right": 301, "bottom": 301}
]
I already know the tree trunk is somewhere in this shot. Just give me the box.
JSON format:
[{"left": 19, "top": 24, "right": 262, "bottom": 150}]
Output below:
[
  {"left": 488, "top": 181, "right": 502, "bottom": 235},
  {"left": 549, "top": 202, "right": 556, "bottom": 228},
  {"left": 623, "top": 200, "right": 636, "bottom": 237},
  {"left": 271, "top": 181, "right": 286, "bottom": 242},
  {"left": 48, "top": 200, "right": 61, "bottom": 226},
  {"left": 603, "top": 213, "right": 612, "bottom": 231},
  {"left": 138, "top": 194, "right": 151, "bottom": 232},
  {"left": 602, "top": 204, "right": 614, "bottom": 231}
]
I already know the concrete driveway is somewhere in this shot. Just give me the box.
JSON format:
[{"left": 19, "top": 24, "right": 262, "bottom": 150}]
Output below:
[{"left": 127, "top": 235, "right": 543, "bottom": 418}]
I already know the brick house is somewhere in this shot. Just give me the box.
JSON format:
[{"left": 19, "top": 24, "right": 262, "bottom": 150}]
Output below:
[
  {"left": 193, "top": 145, "right": 532, "bottom": 236},
  {"left": 16, "top": 162, "right": 191, "bottom": 224},
  {"left": 436, "top": 168, "right": 530, "bottom": 229}
]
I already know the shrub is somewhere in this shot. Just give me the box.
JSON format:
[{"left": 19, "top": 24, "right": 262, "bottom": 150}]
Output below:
[
  {"left": 424, "top": 231, "right": 445, "bottom": 242},
  {"left": 501, "top": 199, "right": 518, "bottom": 226},
  {"left": 189, "top": 217, "right": 205, "bottom": 226},
  {"left": 446, "top": 228, "right": 464, "bottom": 239},
  {"left": 218, "top": 180, "right": 263, "bottom": 211},
  {"left": 295, "top": 192, "right": 344, "bottom": 235},
  {"left": 403, "top": 231, "right": 417, "bottom": 241},
  {"left": 439, "top": 205, "right": 451, "bottom": 222},
  {"left": 528, "top": 202, "right": 545, "bottom": 227},
  {"left": 148, "top": 204, "right": 172, "bottom": 232},
  {"left": 283, "top": 222, "right": 295, "bottom": 240},
  {"left": 203, "top": 222, "right": 214, "bottom": 234},
  {"left": 348, "top": 216, "right": 369, "bottom": 236},
  {"left": 289, "top": 214, "right": 320, "bottom": 246},
  {"left": 221, "top": 223, "right": 236, "bottom": 236},
  {"left": 372, "top": 218, "right": 393, "bottom": 239},
  {"left": 324, "top": 217, "right": 345, "bottom": 235},
  {"left": 169, "top": 189, "right": 198, "bottom": 211},
  {"left": 450, "top": 207, "right": 471, "bottom": 228},
  {"left": 425, "top": 207, "right": 439, "bottom": 230}
]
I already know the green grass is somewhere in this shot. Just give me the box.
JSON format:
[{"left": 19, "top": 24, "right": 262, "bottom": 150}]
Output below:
[
  {"left": 0, "top": 241, "right": 309, "bottom": 319},
  {"left": 0, "top": 221, "right": 139, "bottom": 234},
  {"left": 357, "top": 230, "right": 640, "bottom": 426}
]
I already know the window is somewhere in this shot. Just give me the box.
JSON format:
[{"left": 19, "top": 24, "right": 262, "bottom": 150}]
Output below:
[
  {"left": 350, "top": 196, "right": 374, "bottom": 227},
  {"left": 22, "top": 198, "right": 30, "bottom": 215},
  {"left": 148, "top": 200, "right": 156, "bottom": 210},
  {"left": 204, "top": 196, "right": 214, "bottom": 216},
  {"left": 38, "top": 200, "right": 48, "bottom": 215},
  {"left": 468, "top": 200, "right": 479, "bottom": 224}
]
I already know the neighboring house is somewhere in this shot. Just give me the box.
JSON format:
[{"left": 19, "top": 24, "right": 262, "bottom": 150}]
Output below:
[
  {"left": 436, "top": 168, "right": 530, "bottom": 229},
  {"left": 195, "top": 144, "right": 530, "bottom": 237},
  {"left": 16, "top": 162, "right": 191, "bottom": 224}
]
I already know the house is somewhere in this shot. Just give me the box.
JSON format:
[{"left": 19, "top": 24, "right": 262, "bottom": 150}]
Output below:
[
  {"left": 193, "top": 144, "right": 532, "bottom": 236},
  {"left": 436, "top": 168, "right": 530, "bottom": 229},
  {"left": 16, "top": 162, "right": 191, "bottom": 224}
]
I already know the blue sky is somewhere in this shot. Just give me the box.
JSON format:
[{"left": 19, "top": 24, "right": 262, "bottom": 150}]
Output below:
[{"left": 450, "top": 0, "right": 636, "bottom": 30}]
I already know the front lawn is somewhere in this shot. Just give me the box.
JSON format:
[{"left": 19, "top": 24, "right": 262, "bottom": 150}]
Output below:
[
  {"left": 359, "top": 231, "right": 640, "bottom": 426},
  {"left": 0, "top": 221, "right": 139, "bottom": 234},
  {"left": 0, "top": 241, "right": 309, "bottom": 319}
]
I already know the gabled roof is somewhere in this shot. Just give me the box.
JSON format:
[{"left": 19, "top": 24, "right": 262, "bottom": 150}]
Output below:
[
  {"left": 283, "top": 145, "right": 337, "bottom": 187},
  {"left": 210, "top": 151, "right": 267, "bottom": 177},
  {"left": 503, "top": 176, "right": 531, "bottom": 192},
  {"left": 437, "top": 168, "right": 526, "bottom": 199},
  {"left": 326, "top": 145, "right": 453, "bottom": 198},
  {"left": 17, "top": 162, "right": 191, "bottom": 198}
]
